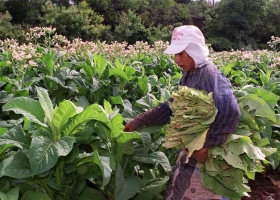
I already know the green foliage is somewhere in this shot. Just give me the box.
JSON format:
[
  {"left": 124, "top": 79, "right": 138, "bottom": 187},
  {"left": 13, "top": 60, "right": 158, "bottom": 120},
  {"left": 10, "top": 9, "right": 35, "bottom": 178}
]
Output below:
[
  {"left": 187, "top": 0, "right": 212, "bottom": 18},
  {"left": 1, "top": 32, "right": 280, "bottom": 198},
  {"left": 79, "top": 0, "right": 141, "bottom": 28},
  {"left": 0, "top": 87, "right": 171, "bottom": 199},
  {"left": 0, "top": 1, "right": 6, "bottom": 12},
  {"left": 138, "top": 0, "right": 191, "bottom": 27},
  {"left": 75, "top": 0, "right": 191, "bottom": 43},
  {"left": 207, "top": 36, "right": 237, "bottom": 51},
  {"left": 146, "top": 24, "right": 178, "bottom": 44},
  {"left": 51, "top": 0, "right": 72, "bottom": 7},
  {"left": 4, "top": 0, "right": 45, "bottom": 25},
  {"left": 113, "top": 9, "right": 182, "bottom": 44},
  {"left": 251, "top": 0, "right": 280, "bottom": 45},
  {"left": 1, "top": 0, "right": 280, "bottom": 49},
  {"left": 114, "top": 10, "right": 149, "bottom": 44},
  {"left": 0, "top": 44, "right": 180, "bottom": 199},
  {"left": 4, "top": 0, "right": 30, "bottom": 24},
  {"left": 0, "top": 11, "right": 24, "bottom": 41},
  {"left": 40, "top": 1, "right": 111, "bottom": 41},
  {"left": 204, "top": 0, "right": 268, "bottom": 50}
]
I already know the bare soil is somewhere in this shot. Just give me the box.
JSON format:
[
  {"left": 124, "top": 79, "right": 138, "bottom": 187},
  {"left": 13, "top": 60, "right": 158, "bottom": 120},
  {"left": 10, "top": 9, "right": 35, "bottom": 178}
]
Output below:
[{"left": 241, "top": 166, "right": 280, "bottom": 200}]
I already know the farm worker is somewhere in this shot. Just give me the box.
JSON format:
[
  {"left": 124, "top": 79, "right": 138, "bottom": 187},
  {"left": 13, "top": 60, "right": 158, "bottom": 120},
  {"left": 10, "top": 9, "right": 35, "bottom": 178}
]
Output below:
[{"left": 123, "top": 25, "right": 240, "bottom": 199}]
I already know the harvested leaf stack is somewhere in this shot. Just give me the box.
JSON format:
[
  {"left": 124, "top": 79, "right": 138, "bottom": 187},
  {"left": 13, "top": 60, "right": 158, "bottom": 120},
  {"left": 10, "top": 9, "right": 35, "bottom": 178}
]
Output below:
[
  {"left": 163, "top": 85, "right": 278, "bottom": 199},
  {"left": 162, "top": 85, "right": 218, "bottom": 163},
  {"left": 200, "top": 89, "right": 278, "bottom": 199}
]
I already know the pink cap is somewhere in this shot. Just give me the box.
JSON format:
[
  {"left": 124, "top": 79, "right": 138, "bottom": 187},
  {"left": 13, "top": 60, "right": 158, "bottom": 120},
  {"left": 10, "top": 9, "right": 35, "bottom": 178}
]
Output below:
[{"left": 164, "top": 25, "right": 206, "bottom": 54}]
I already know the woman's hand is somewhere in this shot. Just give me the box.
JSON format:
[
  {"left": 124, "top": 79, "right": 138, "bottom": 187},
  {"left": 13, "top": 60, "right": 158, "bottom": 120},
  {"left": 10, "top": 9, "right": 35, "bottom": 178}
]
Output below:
[
  {"left": 191, "top": 147, "right": 209, "bottom": 163},
  {"left": 123, "top": 118, "right": 144, "bottom": 132},
  {"left": 123, "top": 120, "right": 138, "bottom": 132}
]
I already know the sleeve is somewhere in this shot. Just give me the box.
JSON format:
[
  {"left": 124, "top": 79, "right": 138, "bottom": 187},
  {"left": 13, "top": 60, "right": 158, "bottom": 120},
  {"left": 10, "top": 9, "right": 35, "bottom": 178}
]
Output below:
[
  {"left": 201, "top": 72, "right": 240, "bottom": 147},
  {"left": 135, "top": 99, "right": 173, "bottom": 126}
]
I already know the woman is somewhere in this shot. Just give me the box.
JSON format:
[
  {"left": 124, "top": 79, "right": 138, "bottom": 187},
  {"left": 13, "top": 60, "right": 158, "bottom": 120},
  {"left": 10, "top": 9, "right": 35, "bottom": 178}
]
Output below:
[{"left": 124, "top": 25, "right": 240, "bottom": 200}]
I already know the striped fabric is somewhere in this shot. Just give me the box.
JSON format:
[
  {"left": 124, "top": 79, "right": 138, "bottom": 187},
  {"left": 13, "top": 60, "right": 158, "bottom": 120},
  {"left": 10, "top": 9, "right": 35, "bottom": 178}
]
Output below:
[
  {"left": 178, "top": 61, "right": 240, "bottom": 147},
  {"left": 143, "top": 61, "right": 240, "bottom": 147}
]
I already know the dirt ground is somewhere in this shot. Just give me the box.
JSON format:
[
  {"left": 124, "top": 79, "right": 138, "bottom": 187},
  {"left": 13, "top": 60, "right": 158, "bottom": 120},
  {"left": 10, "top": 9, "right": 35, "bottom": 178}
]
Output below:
[{"left": 241, "top": 166, "right": 280, "bottom": 200}]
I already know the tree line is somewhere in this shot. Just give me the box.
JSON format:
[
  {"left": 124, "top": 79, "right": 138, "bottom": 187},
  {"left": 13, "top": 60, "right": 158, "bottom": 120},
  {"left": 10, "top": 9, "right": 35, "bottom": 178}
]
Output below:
[{"left": 0, "top": 0, "right": 280, "bottom": 51}]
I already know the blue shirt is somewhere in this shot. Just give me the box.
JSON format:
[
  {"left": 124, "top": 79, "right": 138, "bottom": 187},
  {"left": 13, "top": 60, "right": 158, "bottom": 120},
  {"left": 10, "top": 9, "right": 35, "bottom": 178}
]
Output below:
[{"left": 153, "top": 61, "right": 240, "bottom": 147}]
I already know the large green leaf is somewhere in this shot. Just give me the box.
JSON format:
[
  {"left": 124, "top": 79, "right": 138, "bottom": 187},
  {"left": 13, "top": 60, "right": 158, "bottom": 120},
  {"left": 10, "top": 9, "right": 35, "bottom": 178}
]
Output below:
[
  {"left": 2, "top": 97, "right": 46, "bottom": 127},
  {"left": 103, "top": 99, "right": 113, "bottom": 114},
  {"left": 94, "top": 54, "right": 107, "bottom": 78},
  {"left": 182, "top": 128, "right": 208, "bottom": 163},
  {"left": 62, "top": 104, "right": 108, "bottom": 136},
  {"left": 133, "top": 152, "right": 171, "bottom": 172},
  {"left": 159, "top": 87, "right": 171, "bottom": 102},
  {"left": 53, "top": 100, "right": 77, "bottom": 134},
  {"left": 238, "top": 103, "right": 259, "bottom": 131},
  {"left": 134, "top": 177, "right": 169, "bottom": 200},
  {"left": 221, "top": 62, "right": 236, "bottom": 76},
  {"left": 255, "top": 117, "right": 273, "bottom": 140},
  {"left": 115, "top": 58, "right": 124, "bottom": 70},
  {"left": 77, "top": 151, "right": 113, "bottom": 187},
  {"left": 107, "top": 113, "right": 125, "bottom": 138},
  {"left": 42, "top": 52, "right": 55, "bottom": 76},
  {"left": 0, "top": 125, "right": 31, "bottom": 149},
  {"left": 0, "top": 127, "right": 7, "bottom": 135},
  {"left": 200, "top": 165, "right": 250, "bottom": 199},
  {"left": 136, "top": 94, "right": 156, "bottom": 110},
  {"left": 30, "top": 136, "right": 75, "bottom": 174},
  {"left": 220, "top": 167, "right": 248, "bottom": 194},
  {"left": 137, "top": 76, "right": 149, "bottom": 95},
  {"left": 204, "top": 157, "right": 221, "bottom": 175},
  {"left": 239, "top": 94, "right": 276, "bottom": 122},
  {"left": 0, "top": 144, "right": 14, "bottom": 158},
  {"left": 0, "top": 60, "right": 7, "bottom": 68},
  {"left": 104, "top": 101, "right": 120, "bottom": 120},
  {"left": 21, "top": 191, "right": 51, "bottom": 200},
  {"left": 36, "top": 87, "right": 54, "bottom": 129},
  {"left": 74, "top": 123, "right": 95, "bottom": 143},
  {"left": 79, "top": 63, "right": 94, "bottom": 77},
  {"left": 45, "top": 75, "right": 64, "bottom": 87},
  {"left": 78, "top": 186, "right": 106, "bottom": 200},
  {"left": 228, "top": 139, "right": 267, "bottom": 160},
  {"left": 124, "top": 65, "right": 136, "bottom": 80},
  {"left": 137, "top": 125, "right": 163, "bottom": 134},
  {"left": 0, "top": 151, "right": 32, "bottom": 178},
  {"left": 0, "top": 91, "right": 14, "bottom": 105},
  {"left": 99, "top": 155, "right": 114, "bottom": 187},
  {"left": 91, "top": 77, "right": 104, "bottom": 92},
  {"left": 114, "top": 165, "right": 143, "bottom": 200},
  {"left": 243, "top": 86, "right": 279, "bottom": 108},
  {"left": 138, "top": 132, "right": 152, "bottom": 154},
  {"left": 0, "top": 187, "right": 19, "bottom": 200},
  {"left": 109, "top": 68, "right": 130, "bottom": 81},
  {"left": 115, "top": 132, "right": 141, "bottom": 164},
  {"left": 221, "top": 148, "right": 246, "bottom": 170}
]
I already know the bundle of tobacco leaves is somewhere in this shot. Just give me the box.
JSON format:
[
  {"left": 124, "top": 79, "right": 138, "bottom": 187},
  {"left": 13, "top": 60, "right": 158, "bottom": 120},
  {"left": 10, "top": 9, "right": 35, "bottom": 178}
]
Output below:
[
  {"left": 200, "top": 87, "right": 278, "bottom": 199},
  {"left": 162, "top": 85, "right": 278, "bottom": 199},
  {"left": 162, "top": 86, "right": 218, "bottom": 162}
]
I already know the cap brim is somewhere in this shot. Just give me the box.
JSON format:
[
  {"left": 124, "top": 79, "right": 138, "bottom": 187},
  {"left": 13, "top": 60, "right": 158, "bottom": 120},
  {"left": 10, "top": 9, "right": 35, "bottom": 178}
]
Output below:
[{"left": 164, "top": 43, "right": 190, "bottom": 54}]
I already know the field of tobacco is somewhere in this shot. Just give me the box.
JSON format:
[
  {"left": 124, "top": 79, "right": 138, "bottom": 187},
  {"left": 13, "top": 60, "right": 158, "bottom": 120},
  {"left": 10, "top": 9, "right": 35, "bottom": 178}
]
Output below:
[{"left": 0, "top": 27, "right": 280, "bottom": 199}]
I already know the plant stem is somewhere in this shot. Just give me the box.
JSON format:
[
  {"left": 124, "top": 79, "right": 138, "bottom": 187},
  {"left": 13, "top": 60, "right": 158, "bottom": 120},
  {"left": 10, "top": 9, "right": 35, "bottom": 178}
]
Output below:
[{"left": 39, "top": 178, "right": 54, "bottom": 199}]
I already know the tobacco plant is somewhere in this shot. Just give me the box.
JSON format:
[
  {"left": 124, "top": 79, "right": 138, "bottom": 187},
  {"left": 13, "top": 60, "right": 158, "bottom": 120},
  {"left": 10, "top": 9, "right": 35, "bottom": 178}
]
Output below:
[{"left": 0, "top": 87, "right": 171, "bottom": 199}]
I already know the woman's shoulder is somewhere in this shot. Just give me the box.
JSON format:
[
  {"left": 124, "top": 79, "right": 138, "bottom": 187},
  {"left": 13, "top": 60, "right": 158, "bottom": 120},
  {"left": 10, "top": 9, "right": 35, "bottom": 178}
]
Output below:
[{"left": 197, "top": 61, "right": 219, "bottom": 74}]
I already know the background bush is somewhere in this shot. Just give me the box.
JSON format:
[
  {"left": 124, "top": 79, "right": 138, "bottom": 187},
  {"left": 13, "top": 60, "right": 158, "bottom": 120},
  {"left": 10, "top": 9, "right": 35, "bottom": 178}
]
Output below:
[{"left": 1, "top": 0, "right": 280, "bottom": 51}]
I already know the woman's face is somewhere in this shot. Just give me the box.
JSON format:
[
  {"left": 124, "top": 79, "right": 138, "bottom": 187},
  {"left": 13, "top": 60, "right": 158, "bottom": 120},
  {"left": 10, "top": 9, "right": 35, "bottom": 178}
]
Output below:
[{"left": 174, "top": 50, "right": 195, "bottom": 73}]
